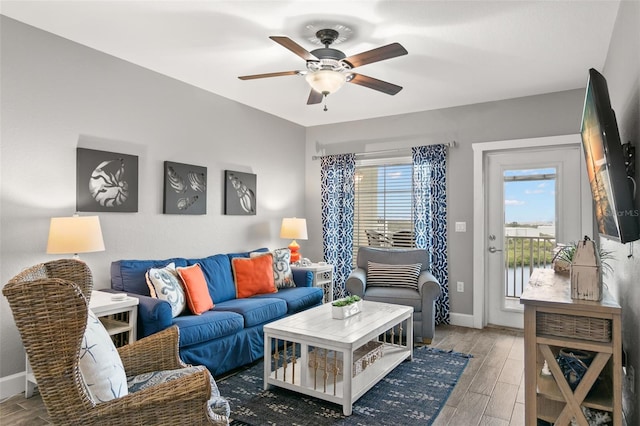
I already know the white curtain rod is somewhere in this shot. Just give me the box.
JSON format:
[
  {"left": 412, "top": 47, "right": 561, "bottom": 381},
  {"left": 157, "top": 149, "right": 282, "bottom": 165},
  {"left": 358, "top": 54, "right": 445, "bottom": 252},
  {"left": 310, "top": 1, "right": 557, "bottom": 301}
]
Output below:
[{"left": 311, "top": 140, "right": 456, "bottom": 160}]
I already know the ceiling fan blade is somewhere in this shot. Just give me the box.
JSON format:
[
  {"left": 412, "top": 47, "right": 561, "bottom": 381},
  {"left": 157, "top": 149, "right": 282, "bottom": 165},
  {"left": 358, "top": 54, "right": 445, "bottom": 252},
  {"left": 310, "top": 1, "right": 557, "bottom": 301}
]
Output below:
[
  {"left": 343, "top": 43, "right": 408, "bottom": 68},
  {"left": 238, "top": 71, "right": 299, "bottom": 80},
  {"left": 307, "top": 89, "right": 323, "bottom": 105},
  {"left": 348, "top": 73, "right": 403, "bottom": 95},
  {"left": 270, "top": 36, "right": 317, "bottom": 61}
]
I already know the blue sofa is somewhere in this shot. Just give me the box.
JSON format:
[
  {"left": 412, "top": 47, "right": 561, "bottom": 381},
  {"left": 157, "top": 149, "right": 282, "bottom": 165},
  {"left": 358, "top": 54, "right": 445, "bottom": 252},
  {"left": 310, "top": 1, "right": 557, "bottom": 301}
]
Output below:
[{"left": 110, "top": 249, "right": 323, "bottom": 376}]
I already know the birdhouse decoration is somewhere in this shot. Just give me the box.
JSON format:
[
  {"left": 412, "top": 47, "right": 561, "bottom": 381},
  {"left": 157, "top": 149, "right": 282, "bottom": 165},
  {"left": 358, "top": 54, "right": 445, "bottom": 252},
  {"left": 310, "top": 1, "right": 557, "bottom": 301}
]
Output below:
[{"left": 570, "top": 236, "right": 602, "bottom": 301}]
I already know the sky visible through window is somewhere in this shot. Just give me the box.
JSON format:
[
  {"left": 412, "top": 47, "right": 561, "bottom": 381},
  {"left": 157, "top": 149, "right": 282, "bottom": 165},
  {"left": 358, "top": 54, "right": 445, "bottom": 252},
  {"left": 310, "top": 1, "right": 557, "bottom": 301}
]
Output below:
[{"left": 504, "top": 168, "right": 556, "bottom": 224}]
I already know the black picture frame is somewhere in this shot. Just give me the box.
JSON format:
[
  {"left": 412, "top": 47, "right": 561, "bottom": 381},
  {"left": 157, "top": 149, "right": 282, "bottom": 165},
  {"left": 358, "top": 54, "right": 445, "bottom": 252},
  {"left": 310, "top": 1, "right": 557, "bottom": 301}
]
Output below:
[
  {"left": 163, "top": 161, "right": 207, "bottom": 215},
  {"left": 76, "top": 148, "right": 138, "bottom": 212},
  {"left": 224, "top": 170, "right": 256, "bottom": 215}
]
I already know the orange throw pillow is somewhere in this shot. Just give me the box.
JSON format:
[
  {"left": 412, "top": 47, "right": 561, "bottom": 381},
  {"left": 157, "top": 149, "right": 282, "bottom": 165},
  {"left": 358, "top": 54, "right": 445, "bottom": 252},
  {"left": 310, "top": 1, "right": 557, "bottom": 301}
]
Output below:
[
  {"left": 176, "top": 264, "right": 214, "bottom": 315},
  {"left": 232, "top": 254, "right": 277, "bottom": 298}
]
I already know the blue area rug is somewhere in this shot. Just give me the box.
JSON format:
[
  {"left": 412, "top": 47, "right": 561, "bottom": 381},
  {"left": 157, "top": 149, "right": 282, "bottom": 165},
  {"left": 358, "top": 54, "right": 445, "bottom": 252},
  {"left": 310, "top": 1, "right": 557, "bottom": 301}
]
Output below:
[{"left": 218, "top": 346, "right": 471, "bottom": 425}]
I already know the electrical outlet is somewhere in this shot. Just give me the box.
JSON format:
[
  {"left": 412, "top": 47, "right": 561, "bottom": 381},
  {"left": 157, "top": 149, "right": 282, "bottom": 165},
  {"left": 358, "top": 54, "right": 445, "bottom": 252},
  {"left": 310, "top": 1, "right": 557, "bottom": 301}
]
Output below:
[
  {"left": 627, "top": 365, "right": 635, "bottom": 394},
  {"left": 457, "top": 281, "right": 464, "bottom": 292}
]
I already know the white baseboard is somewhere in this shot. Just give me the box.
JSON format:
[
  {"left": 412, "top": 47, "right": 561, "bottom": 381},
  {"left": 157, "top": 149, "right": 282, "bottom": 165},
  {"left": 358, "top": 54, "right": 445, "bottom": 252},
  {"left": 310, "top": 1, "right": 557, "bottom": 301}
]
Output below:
[
  {"left": 0, "top": 371, "right": 25, "bottom": 400},
  {"left": 448, "top": 312, "right": 477, "bottom": 328}
]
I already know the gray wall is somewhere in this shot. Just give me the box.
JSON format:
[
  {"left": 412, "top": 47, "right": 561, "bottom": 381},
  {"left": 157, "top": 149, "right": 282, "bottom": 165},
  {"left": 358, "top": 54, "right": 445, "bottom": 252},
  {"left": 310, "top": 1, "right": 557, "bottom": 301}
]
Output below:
[
  {"left": 0, "top": 17, "right": 306, "bottom": 380},
  {"left": 304, "top": 90, "right": 585, "bottom": 316},
  {"left": 600, "top": 0, "right": 640, "bottom": 421}
]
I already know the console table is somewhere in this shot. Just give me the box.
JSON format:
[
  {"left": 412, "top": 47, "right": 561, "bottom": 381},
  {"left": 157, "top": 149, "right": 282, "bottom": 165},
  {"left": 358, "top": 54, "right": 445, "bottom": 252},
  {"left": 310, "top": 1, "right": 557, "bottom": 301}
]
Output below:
[{"left": 520, "top": 268, "right": 621, "bottom": 425}]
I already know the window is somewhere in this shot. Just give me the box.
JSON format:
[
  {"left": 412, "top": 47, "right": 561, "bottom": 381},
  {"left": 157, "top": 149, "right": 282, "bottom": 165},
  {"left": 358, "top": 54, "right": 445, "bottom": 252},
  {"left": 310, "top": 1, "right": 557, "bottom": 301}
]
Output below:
[{"left": 353, "top": 157, "right": 415, "bottom": 262}]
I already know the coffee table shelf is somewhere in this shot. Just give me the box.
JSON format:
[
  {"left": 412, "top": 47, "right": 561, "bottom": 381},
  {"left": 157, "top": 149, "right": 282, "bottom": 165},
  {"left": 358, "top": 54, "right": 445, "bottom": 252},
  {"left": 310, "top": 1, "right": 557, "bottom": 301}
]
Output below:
[{"left": 263, "top": 301, "right": 413, "bottom": 415}]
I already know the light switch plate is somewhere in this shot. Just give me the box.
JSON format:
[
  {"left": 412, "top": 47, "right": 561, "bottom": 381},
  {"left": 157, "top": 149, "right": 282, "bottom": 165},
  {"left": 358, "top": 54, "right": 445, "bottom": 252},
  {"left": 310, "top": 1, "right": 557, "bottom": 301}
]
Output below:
[{"left": 455, "top": 222, "right": 466, "bottom": 232}]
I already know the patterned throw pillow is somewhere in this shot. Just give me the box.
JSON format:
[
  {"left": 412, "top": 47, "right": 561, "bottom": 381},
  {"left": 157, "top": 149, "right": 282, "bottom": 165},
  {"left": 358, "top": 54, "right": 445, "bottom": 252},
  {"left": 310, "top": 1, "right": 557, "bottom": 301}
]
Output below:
[
  {"left": 366, "top": 261, "right": 422, "bottom": 291},
  {"left": 78, "top": 309, "right": 128, "bottom": 403},
  {"left": 251, "top": 248, "right": 295, "bottom": 289},
  {"left": 127, "top": 365, "right": 230, "bottom": 419},
  {"left": 145, "top": 262, "right": 186, "bottom": 318}
]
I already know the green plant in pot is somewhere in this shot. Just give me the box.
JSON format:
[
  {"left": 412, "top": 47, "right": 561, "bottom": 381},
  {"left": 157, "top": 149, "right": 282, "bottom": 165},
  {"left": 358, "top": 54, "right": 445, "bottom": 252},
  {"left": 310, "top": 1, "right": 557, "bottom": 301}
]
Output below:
[
  {"left": 553, "top": 238, "right": 613, "bottom": 276},
  {"left": 332, "top": 295, "right": 361, "bottom": 307}
]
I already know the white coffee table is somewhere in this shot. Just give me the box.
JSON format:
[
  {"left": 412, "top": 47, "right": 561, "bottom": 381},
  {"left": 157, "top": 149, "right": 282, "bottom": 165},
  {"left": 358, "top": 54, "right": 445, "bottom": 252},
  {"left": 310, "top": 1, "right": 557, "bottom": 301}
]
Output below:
[{"left": 263, "top": 300, "right": 413, "bottom": 415}]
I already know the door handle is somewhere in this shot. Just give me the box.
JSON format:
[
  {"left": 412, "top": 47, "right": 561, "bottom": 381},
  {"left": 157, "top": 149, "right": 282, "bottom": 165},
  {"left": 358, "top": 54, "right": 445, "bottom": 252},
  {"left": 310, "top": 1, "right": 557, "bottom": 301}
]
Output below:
[{"left": 488, "top": 246, "right": 502, "bottom": 253}]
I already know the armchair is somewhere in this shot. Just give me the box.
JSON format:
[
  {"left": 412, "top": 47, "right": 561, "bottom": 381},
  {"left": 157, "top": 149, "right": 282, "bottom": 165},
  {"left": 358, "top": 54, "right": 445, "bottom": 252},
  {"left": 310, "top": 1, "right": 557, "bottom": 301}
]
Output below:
[
  {"left": 3, "top": 259, "right": 229, "bottom": 425},
  {"left": 346, "top": 247, "right": 441, "bottom": 344}
]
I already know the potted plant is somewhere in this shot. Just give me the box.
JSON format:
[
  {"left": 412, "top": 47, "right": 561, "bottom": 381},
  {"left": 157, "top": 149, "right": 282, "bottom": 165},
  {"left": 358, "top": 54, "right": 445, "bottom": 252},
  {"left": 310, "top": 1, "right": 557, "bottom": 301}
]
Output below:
[
  {"left": 553, "top": 238, "right": 613, "bottom": 276},
  {"left": 331, "top": 295, "right": 362, "bottom": 319}
]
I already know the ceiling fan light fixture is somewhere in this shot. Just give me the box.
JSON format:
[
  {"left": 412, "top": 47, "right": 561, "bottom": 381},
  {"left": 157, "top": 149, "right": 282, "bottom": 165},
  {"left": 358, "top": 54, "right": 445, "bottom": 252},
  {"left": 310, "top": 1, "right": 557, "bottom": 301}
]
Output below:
[{"left": 305, "top": 70, "right": 346, "bottom": 95}]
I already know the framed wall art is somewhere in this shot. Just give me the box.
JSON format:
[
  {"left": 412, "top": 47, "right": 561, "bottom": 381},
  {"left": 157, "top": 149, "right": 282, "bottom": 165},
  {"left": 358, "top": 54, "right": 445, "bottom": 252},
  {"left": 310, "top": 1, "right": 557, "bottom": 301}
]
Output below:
[
  {"left": 164, "top": 161, "right": 207, "bottom": 215},
  {"left": 76, "top": 148, "right": 139, "bottom": 212},
  {"left": 224, "top": 170, "right": 256, "bottom": 215}
]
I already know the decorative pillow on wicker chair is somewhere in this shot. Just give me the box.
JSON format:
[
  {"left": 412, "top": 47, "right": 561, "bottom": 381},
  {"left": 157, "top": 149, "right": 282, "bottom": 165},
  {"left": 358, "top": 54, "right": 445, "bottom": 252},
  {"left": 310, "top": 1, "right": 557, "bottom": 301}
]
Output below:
[
  {"left": 79, "top": 309, "right": 128, "bottom": 403},
  {"left": 127, "top": 365, "right": 230, "bottom": 420},
  {"left": 145, "top": 262, "right": 186, "bottom": 318},
  {"left": 250, "top": 248, "right": 295, "bottom": 288},
  {"left": 366, "top": 261, "right": 422, "bottom": 291}
]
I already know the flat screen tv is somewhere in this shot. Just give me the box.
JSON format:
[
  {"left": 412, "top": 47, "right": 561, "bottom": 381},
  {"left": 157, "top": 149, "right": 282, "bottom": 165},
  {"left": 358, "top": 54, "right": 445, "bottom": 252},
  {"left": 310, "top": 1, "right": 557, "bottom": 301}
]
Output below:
[{"left": 580, "top": 68, "right": 639, "bottom": 243}]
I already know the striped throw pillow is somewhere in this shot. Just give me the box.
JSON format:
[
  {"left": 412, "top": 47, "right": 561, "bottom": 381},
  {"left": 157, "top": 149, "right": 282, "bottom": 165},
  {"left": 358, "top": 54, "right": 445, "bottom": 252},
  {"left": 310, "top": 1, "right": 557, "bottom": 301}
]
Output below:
[{"left": 366, "top": 261, "right": 422, "bottom": 290}]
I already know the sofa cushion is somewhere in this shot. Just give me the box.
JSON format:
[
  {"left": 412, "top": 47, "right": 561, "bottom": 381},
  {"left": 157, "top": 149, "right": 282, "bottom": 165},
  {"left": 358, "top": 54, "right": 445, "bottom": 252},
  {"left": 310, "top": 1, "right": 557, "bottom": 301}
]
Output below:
[
  {"left": 252, "top": 287, "right": 323, "bottom": 314},
  {"left": 214, "top": 297, "right": 287, "bottom": 328},
  {"left": 363, "top": 286, "right": 423, "bottom": 311},
  {"left": 187, "top": 254, "right": 236, "bottom": 304},
  {"left": 145, "top": 262, "right": 186, "bottom": 318},
  {"left": 367, "top": 261, "right": 422, "bottom": 290},
  {"left": 232, "top": 254, "right": 277, "bottom": 298},
  {"left": 177, "top": 264, "right": 214, "bottom": 315},
  {"left": 251, "top": 248, "right": 295, "bottom": 289},
  {"left": 111, "top": 258, "right": 188, "bottom": 295},
  {"left": 172, "top": 310, "right": 244, "bottom": 347},
  {"left": 127, "top": 365, "right": 230, "bottom": 420}
]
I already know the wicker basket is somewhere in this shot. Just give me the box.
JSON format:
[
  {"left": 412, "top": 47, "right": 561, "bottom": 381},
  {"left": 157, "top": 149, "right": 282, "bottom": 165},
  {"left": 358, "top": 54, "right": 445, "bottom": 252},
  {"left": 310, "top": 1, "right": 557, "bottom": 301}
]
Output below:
[
  {"left": 537, "top": 312, "right": 611, "bottom": 343},
  {"left": 308, "top": 341, "right": 383, "bottom": 377}
]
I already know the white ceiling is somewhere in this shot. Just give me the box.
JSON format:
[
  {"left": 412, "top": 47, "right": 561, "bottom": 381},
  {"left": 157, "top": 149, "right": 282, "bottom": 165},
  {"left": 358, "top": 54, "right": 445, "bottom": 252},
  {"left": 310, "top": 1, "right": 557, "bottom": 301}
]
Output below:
[{"left": 0, "top": 1, "right": 621, "bottom": 127}]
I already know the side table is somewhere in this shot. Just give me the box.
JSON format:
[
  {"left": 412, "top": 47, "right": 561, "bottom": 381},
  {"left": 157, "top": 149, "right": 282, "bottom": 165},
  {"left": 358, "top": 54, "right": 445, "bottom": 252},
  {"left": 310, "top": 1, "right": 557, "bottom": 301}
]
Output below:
[
  {"left": 292, "top": 263, "right": 334, "bottom": 303},
  {"left": 25, "top": 290, "right": 139, "bottom": 398}
]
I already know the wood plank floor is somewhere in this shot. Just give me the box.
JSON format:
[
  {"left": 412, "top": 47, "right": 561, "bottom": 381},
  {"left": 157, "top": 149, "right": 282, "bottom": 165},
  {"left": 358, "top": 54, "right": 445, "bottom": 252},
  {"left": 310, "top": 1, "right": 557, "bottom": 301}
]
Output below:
[{"left": 0, "top": 324, "right": 525, "bottom": 425}]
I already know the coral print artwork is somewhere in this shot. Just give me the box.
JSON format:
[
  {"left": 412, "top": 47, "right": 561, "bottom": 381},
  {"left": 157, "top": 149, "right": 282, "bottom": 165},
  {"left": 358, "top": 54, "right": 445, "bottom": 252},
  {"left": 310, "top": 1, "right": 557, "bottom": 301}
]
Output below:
[
  {"left": 224, "top": 170, "right": 256, "bottom": 215},
  {"left": 76, "top": 148, "right": 139, "bottom": 213}
]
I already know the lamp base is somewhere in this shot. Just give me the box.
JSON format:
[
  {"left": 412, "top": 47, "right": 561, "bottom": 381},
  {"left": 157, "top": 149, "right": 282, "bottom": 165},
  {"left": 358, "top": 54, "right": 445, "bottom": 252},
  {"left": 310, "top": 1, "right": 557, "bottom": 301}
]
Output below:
[{"left": 288, "top": 240, "right": 301, "bottom": 264}]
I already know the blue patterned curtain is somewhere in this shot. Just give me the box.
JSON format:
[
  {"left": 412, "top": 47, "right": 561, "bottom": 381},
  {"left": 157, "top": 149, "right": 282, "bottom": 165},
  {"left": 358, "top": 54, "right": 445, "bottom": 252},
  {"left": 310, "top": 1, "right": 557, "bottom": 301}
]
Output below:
[
  {"left": 320, "top": 154, "right": 356, "bottom": 299},
  {"left": 412, "top": 145, "right": 449, "bottom": 325}
]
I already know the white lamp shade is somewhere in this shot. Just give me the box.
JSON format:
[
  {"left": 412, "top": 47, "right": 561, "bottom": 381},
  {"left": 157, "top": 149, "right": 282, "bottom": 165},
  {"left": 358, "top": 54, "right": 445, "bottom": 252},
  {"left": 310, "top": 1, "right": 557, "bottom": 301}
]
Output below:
[
  {"left": 280, "top": 218, "right": 308, "bottom": 240},
  {"left": 47, "top": 216, "right": 105, "bottom": 255},
  {"left": 305, "top": 70, "right": 346, "bottom": 95}
]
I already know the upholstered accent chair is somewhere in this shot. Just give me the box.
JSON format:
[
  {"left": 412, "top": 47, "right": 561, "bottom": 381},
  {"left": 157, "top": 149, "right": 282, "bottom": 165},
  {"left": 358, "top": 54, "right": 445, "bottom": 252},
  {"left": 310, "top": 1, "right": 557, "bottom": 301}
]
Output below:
[
  {"left": 346, "top": 247, "right": 441, "bottom": 344},
  {"left": 3, "top": 259, "right": 229, "bottom": 425}
]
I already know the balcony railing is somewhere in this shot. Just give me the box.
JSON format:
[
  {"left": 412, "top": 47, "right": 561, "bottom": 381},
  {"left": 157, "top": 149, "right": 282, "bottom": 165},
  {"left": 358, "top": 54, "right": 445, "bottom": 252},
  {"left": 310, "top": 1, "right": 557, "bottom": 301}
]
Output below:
[{"left": 504, "top": 235, "right": 556, "bottom": 298}]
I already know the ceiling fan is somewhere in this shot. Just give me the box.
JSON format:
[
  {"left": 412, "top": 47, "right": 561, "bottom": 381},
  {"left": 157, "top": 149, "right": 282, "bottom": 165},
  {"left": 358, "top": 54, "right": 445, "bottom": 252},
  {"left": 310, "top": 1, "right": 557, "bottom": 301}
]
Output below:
[{"left": 238, "top": 29, "right": 408, "bottom": 106}]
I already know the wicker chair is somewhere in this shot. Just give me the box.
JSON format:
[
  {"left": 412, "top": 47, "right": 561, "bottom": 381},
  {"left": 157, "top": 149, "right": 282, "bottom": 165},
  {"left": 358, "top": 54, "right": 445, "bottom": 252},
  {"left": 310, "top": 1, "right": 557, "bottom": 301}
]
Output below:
[{"left": 3, "top": 259, "right": 229, "bottom": 425}]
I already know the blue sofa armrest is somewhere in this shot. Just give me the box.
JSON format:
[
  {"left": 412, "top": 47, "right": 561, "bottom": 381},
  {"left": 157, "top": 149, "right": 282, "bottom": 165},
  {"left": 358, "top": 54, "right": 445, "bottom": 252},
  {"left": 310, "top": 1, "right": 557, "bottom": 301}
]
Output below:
[
  {"left": 132, "top": 294, "right": 173, "bottom": 338},
  {"left": 292, "top": 269, "right": 313, "bottom": 288}
]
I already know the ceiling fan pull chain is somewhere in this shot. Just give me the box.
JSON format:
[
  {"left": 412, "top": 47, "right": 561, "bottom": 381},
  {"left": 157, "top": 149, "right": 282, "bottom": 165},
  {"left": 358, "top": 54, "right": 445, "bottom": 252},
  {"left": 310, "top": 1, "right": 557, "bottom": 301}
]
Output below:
[{"left": 323, "top": 93, "right": 328, "bottom": 111}]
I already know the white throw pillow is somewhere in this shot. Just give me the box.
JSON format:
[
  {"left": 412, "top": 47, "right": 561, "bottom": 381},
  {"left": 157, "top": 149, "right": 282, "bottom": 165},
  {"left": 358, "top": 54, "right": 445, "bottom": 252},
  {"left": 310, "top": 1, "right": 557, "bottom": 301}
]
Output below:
[
  {"left": 79, "top": 309, "right": 128, "bottom": 403},
  {"left": 145, "top": 262, "right": 186, "bottom": 318},
  {"left": 251, "top": 248, "right": 295, "bottom": 289}
]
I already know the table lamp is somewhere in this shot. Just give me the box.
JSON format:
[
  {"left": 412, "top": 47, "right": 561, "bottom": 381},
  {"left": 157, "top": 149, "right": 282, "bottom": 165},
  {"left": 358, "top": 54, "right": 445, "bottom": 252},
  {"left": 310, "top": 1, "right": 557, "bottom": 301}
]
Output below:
[
  {"left": 47, "top": 215, "right": 105, "bottom": 259},
  {"left": 280, "top": 217, "right": 307, "bottom": 263}
]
